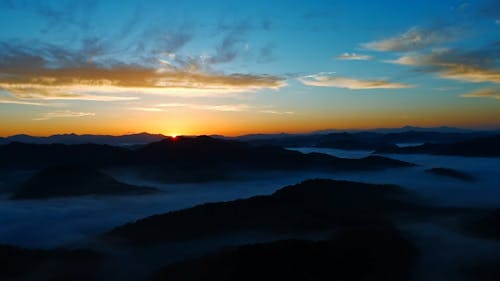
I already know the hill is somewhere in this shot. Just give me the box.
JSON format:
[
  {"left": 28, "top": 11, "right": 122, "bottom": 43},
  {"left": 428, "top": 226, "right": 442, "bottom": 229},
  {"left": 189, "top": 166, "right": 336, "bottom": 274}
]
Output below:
[
  {"left": 11, "top": 165, "right": 157, "bottom": 199},
  {"left": 106, "top": 179, "right": 428, "bottom": 244}
]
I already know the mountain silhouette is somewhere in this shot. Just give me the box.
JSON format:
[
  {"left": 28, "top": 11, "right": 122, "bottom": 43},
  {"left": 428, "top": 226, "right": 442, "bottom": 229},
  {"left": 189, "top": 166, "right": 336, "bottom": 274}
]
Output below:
[
  {"left": 11, "top": 165, "right": 157, "bottom": 199},
  {"left": 240, "top": 130, "right": 495, "bottom": 150},
  {"left": 0, "top": 245, "right": 102, "bottom": 281},
  {"left": 151, "top": 226, "right": 417, "bottom": 281},
  {"left": 463, "top": 209, "right": 500, "bottom": 241},
  {"left": 1, "top": 136, "right": 414, "bottom": 183},
  {"left": 106, "top": 179, "right": 430, "bottom": 244},
  {"left": 1, "top": 132, "right": 167, "bottom": 146},
  {"left": 376, "top": 135, "right": 500, "bottom": 157},
  {"left": 425, "top": 167, "right": 475, "bottom": 182}
]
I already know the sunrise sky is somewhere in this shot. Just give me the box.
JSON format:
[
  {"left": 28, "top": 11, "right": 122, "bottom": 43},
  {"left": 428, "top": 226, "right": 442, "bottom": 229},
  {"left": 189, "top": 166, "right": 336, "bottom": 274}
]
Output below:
[{"left": 0, "top": 0, "right": 499, "bottom": 136}]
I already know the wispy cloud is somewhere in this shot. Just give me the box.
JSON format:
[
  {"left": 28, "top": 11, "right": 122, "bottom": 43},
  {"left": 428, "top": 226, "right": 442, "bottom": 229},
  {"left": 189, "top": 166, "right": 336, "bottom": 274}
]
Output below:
[
  {"left": 388, "top": 47, "right": 500, "bottom": 83},
  {"left": 0, "top": 41, "right": 287, "bottom": 100},
  {"left": 298, "top": 73, "right": 413, "bottom": 90},
  {"left": 34, "top": 110, "right": 95, "bottom": 121},
  {"left": 209, "top": 21, "right": 250, "bottom": 64},
  {"left": 259, "top": 110, "right": 295, "bottom": 115},
  {"left": 335, "top": 53, "right": 373, "bottom": 60},
  {"left": 478, "top": 0, "right": 500, "bottom": 24},
  {"left": 129, "top": 103, "right": 294, "bottom": 114},
  {"left": 0, "top": 97, "right": 49, "bottom": 106},
  {"left": 2, "top": 0, "right": 98, "bottom": 32},
  {"left": 137, "top": 103, "right": 253, "bottom": 112},
  {"left": 0, "top": 86, "right": 140, "bottom": 101},
  {"left": 257, "top": 43, "right": 276, "bottom": 63},
  {"left": 129, "top": 107, "right": 165, "bottom": 112},
  {"left": 197, "top": 104, "right": 252, "bottom": 112},
  {"left": 461, "top": 88, "right": 500, "bottom": 100},
  {"left": 362, "top": 26, "right": 461, "bottom": 52}
]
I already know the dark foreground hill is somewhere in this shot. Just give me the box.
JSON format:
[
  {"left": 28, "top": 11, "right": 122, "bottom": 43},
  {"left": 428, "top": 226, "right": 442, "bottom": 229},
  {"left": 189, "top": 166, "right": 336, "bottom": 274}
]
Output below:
[
  {"left": 463, "top": 209, "right": 500, "bottom": 241},
  {"left": 152, "top": 226, "right": 417, "bottom": 281},
  {"left": 0, "top": 245, "right": 103, "bottom": 281},
  {"left": 106, "top": 179, "right": 432, "bottom": 244},
  {"left": 11, "top": 165, "right": 157, "bottom": 199},
  {"left": 376, "top": 135, "right": 500, "bottom": 157}
]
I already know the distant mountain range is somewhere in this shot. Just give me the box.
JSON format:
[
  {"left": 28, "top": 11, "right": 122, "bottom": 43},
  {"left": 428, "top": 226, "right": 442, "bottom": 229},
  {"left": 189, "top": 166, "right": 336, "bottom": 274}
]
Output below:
[
  {"left": 0, "top": 132, "right": 167, "bottom": 146},
  {"left": 375, "top": 135, "right": 500, "bottom": 157},
  {"left": 312, "top": 125, "right": 483, "bottom": 134},
  {"left": 1, "top": 126, "right": 498, "bottom": 146}
]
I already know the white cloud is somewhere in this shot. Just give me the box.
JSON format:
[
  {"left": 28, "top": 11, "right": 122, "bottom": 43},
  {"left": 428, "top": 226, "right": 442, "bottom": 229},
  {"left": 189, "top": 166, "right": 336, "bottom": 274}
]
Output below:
[
  {"left": 298, "top": 74, "right": 414, "bottom": 90},
  {"left": 461, "top": 88, "right": 500, "bottom": 100},
  {"left": 387, "top": 49, "right": 500, "bottom": 84},
  {"left": 0, "top": 98, "right": 49, "bottom": 106},
  {"left": 34, "top": 110, "right": 95, "bottom": 121},
  {"left": 129, "top": 107, "right": 165, "bottom": 112},
  {"left": 362, "top": 26, "right": 460, "bottom": 52},
  {"left": 335, "top": 53, "right": 373, "bottom": 60}
]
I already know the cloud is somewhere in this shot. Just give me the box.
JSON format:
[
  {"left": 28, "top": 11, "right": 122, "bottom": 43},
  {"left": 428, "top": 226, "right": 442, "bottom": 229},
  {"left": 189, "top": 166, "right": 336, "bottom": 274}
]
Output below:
[
  {"left": 261, "top": 18, "right": 272, "bottom": 31},
  {"left": 298, "top": 73, "right": 414, "bottom": 90},
  {"left": 0, "top": 41, "right": 286, "bottom": 100},
  {"left": 0, "top": 97, "right": 49, "bottom": 106},
  {"left": 154, "top": 27, "right": 194, "bottom": 55},
  {"left": 34, "top": 110, "right": 95, "bottom": 121},
  {"left": 362, "top": 26, "right": 461, "bottom": 52},
  {"left": 209, "top": 21, "right": 250, "bottom": 64},
  {"left": 388, "top": 48, "right": 500, "bottom": 83},
  {"left": 130, "top": 103, "right": 293, "bottom": 114},
  {"left": 129, "top": 107, "right": 165, "bottom": 112},
  {"left": 257, "top": 43, "right": 276, "bottom": 63},
  {"left": 0, "top": 86, "right": 140, "bottom": 101},
  {"left": 335, "top": 53, "right": 373, "bottom": 60},
  {"left": 461, "top": 88, "right": 500, "bottom": 100},
  {"left": 1, "top": 0, "right": 98, "bottom": 32},
  {"left": 259, "top": 110, "right": 295, "bottom": 115},
  {"left": 197, "top": 104, "right": 252, "bottom": 112},
  {"left": 478, "top": 0, "right": 500, "bottom": 23},
  {"left": 148, "top": 103, "right": 253, "bottom": 112}
]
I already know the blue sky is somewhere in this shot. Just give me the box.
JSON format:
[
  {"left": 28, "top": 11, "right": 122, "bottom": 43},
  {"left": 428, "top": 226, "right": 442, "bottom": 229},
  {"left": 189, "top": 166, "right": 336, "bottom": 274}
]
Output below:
[{"left": 0, "top": 0, "right": 499, "bottom": 136}]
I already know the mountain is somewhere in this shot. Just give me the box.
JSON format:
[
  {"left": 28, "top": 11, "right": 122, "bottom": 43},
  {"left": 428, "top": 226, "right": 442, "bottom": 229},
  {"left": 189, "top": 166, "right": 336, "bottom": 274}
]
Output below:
[
  {"left": 0, "top": 245, "right": 102, "bottom": 281},
  {"left": 0, "top": 136, "right": 414, "bottom": 182},
  {"left": 152, "top": 226, "right": 416, "bottom": 281},
  {"left": 105, "top": 179, "right": 428, "bottom": 244},
  {"left": 3, "top": 132, "right": 167, "bottom": 146},
  {"left": 3, "top": 126, "right": 497, "bottom": 147},
  {"left": 463, "top": 209, "right": 500, "bottom": 241},
  {"left": 425, "top": 167, "right": 475, "bottom": 182},
  {"left": 132, "top": 136, "right": 414, "bottom": 182},
  {"left": 313, "top": 125, "right": 480, "bottom": 134},
  {"left": 237, "top": 130, "right": 498, "bottom": 150},
  {"left": 0, "top": 142, "right": 132, "bottom": 169},
  {"left": 376, "top": 135, "right": 500, "bottom": 157},
  {"left": 11, "top": 165, "right": 157, "bottom": 199}
]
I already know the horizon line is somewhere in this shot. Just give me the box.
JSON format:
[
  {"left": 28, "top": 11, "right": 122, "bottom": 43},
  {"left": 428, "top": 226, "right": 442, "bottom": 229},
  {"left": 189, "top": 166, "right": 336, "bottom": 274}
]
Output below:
[{"left": 2, "top": 125, "right": 500, "bottom": 138}]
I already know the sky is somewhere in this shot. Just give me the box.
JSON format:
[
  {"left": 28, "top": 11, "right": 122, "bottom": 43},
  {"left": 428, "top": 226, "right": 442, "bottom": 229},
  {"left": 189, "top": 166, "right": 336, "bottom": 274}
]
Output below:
[{"left": 0, "top": 0, "right": 499, "bottom": 136}]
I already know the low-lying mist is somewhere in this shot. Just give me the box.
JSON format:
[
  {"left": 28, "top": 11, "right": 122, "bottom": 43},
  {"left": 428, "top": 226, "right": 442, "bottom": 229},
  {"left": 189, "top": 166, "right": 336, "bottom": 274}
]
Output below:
[{"left": 0, "top": 148, "right": 499, "bottom": 250}]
